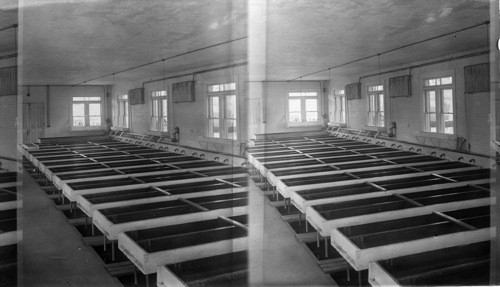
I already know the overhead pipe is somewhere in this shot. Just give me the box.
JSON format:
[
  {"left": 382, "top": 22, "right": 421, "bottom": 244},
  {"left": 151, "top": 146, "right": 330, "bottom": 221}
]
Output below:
[
  {"left": 73, "top": 37, "right": 248, "bottom": 86},
  {"left": 287, "top": 21, "right": 489, "bottom": 82}
]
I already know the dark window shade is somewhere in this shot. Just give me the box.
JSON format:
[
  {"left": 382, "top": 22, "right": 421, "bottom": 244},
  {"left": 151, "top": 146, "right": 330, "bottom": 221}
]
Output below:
[
  {"left": 0, "top": 66, "right": 17, "bottom": 96},
  {"left": 388, "top": 75, "right": 411, "bottom": 98},
  {"left": 128, "top": 88, "right": 144, "bottom": 105},
  {"left": 464, "top": 63, "right": 489, "bottom": 93},
  {"left": 172, "top": 81, "right": 195, "bottom": 103},
  {"left": 345, "top": 83, "right": 361, "bottom": 100}
]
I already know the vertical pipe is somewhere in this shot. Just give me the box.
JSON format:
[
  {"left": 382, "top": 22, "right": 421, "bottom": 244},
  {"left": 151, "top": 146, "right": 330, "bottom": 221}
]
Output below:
[{"left": 46, "top": 85, "right": 50, "bottom": 127}]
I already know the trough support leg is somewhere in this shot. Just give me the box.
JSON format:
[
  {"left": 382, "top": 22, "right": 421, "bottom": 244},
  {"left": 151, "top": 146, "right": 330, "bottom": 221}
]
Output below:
[
  {"left": 91, "top": 220, "right": 95, "bottom": 236},
  {"left": 111, "top": 240, "right": 115, "bottom": 261},
  {"left": 358, "top": 271, "right": 362, "bottom": 287},
  {"left": 103, "top": 236, "right": 106, "bottom": 251},
  {"left": 316, "top": 231, "right": 320, "bottom": 248},
  {"left": 324, "top": 237, "right": 328, "bottom": 258},
  {"left": 134, "top": 268, "right": 137, "bottom": 285},
  {"left": 298, "top": 213, "right": 301, "bottom": 227},
  {"left": 85, "top": 216, "right": 88, "bottom": 231},
  {"left": 347, "top": 266, "right": 350, "bottom": 281},
  {"left": 145, "top": 274, "right": 149, "bottom": 287},
  {"left": 305, "top": 220, "right": 309, "bottom": 233}
]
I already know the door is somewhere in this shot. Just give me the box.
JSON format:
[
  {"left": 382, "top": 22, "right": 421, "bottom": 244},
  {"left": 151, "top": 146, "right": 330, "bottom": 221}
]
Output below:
[{"left": 23, "top": 103, "right": 45, "bottom": 143}]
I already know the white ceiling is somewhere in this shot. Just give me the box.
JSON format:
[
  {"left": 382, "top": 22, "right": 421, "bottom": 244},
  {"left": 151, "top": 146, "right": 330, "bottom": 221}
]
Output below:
[{"left": 14, "top": 0, "right": 492, "bottom": 85}]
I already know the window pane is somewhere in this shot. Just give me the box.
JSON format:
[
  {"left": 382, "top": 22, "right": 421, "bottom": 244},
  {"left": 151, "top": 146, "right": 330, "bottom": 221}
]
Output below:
[
  {"left": 73, "top": 103, "right": 85, "bottom": 116},
  {"left": 429, "top": 79, "right": 436, "bottom": 86},
  {"left": 124, "top": 115, "right": 129, "bottom": 128},
  {"left": 305, "top": 92, "right": 317, "bottom": 97},
  {"left": 368, "top": 111, "right": 376, "bottom": 126},
  {"left": 226, "top": 119, "right": 237, "bottom": 140},
  {"left": 162, "top": 99, "right": 168, "bottom": 117},
  {"left": 225, "top": 95, "right": 236, "bottom": 118},
  {"left": 341, "top": 97, "right": 345, "bottom": 111},
  {"left": 369, "top": 95, "right": 376, "bottom": 111},
  {"left": 305, "top": 99, "right": 317, "bottom": 112},
  {"left": 426, "top": 91, "right": 436, "bottom": 112},
  {"left": 125, "top": 102, "right": 128, "bottom": 116},
  {"left": 441, "top": 77, "right": 452, "bottom": 85},
  {"left": 378, "top": 94, "right": 384, "bottom": 112},
  {"left": 73, "top": 117, "right": 85, "bottom": 127},
  {"left": 152, "top": 100, "right": 159, "bottom": 116},
  {"left": 209, "top": 119, "right": 220, "bottom": 138},
  {"left": 289, "top": 99, "right": 301, "bottom": 112},
  {"left": 212, "top": 85, "right": 220, "bottom": 92},
  {"left": 289, "top": 92, "right": 301, "bottom": 97},
  {"left": 306, "top": 112, "right": 318, "bottom": 122},
  {"left": 289, "top": 112, "right": 302, "bottom": 122},
  {"left": 161, "top": 117, "right": 168, "bottom": 132},
  {"left": 89, "top": 116, "right": 101, "bottom": 126},
  {"left": 427, "top": 113, "right": 437, "bottom": 132},
  {"left": 89, "top": 103, "right": 101, "bottom": 116},
  {"left": 151, "top": 117, "right": 159, "bottom": 131},
  {"left": 442, "top": 89, "right": 453, "bottom": 113},
  {"left": 443, "top": 114, "right": 454, "bottom": 134},
  {"left": 378, "top": 112, "right": 384, "bottom": 127},
  {"left": 340, "top": 111, "right": 346, "bottom": 123},
  {"left": 210, "top": 97, "right": 219, "bottom": 118}
]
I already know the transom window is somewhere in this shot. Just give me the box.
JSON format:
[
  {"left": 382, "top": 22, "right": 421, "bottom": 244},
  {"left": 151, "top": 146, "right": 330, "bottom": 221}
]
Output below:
[
  {"left": 150, "top": 90, "right": 168, "bottom": 132},
  {"left": 207, "top": 82, "right": 237, "bottom": 140},
  {"left": 333, "top": 89, "right": 346, "bottom": 124},
  {"left": 424, "top": 76, "right": 454, "bottom": 134},
  {"left": 117, "top": 94, "right": 129, "bottom": 129},
  {"left": 288, "top": 91, "right": 319, "bottom": 126},
  {"left": 208, "top": 82, "right": 236, "bottom": 93},
  {"left": 72, "top": 96, "right": 102, "bottom": 127},
  {"left": 367, "top": 85, "right": 384, "bottom": 127}
]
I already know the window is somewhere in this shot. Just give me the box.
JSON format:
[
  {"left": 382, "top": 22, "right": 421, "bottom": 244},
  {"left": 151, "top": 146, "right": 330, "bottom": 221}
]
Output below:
[
  {"left": 287, "top": 92, "right": 319, "bottom": 126},
  {"left": 117, "top": 94, "right": 129, "bottom": 128},
  {"left": 72, "top": 96, "right": 102, "bottom": 128},
  {"left": 367, "top": 85, "right": 384, "bottom": 127},
  {"left": 150, "top": 90, "right": 168, "bottom": 132},
  {"left": 424, "top": 76, "right": 453, "bottom": 134},
  {"left": 207, "top": 82, "right": 237, "bottom": 140},
  {"left": 333, "top": 89, "right": 346, "bottom": 124}
]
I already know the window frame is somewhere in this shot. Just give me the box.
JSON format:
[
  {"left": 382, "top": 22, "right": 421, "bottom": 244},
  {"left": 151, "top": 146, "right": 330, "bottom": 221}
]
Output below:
[
  {"left": 422, "top": 75, "right": 455, "bottom": 134},
  {"left": 206, "top": 82, "right": 237, "bottom": 140},
  {"left": 332, "top": 89, "right": 346, "bottom": 124},
  {"left": 286, "top": 90, "right": 321, "bottom": 127},
  {"left": 150, "top": 90, "right": 168, "bottom": 133},
  {"left": 117, "top": 94, "right": 129, "bottom": 129},
  {"left": 71, "top": 96, "right": 103, "bottom": 130},
  {"left": 367, "top": 84, "right": 385, "bottom": 128}
]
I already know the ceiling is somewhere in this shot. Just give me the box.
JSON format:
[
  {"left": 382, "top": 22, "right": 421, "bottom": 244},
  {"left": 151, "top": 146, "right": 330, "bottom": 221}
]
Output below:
[{"left": 13, "top": 0, "right": 492, "bottom": 85}]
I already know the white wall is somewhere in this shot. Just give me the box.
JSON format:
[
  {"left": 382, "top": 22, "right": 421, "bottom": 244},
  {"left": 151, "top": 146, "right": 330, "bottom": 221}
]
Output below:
[
  {"left": 21, "top": 85, "right": 109, "bottom": 139},
  {"left": 112, "top": 65, "right": 248, "bottom": 155},
  {"left": 328, "top": 51, "right": 490, "bottom": 155}
]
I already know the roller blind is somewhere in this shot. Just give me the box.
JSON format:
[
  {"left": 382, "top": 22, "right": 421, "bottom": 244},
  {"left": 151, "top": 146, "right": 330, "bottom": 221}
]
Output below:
[
  {"left": 0, "top": 66, "right": 17, "bottom": 96},
  {"left": 345, "top": 83, "right": 361, "bottom": 100},
  {"left": 388, "top": 75, "right": 411, "bottom": 98},
  {"left": 464, "top": 63, "right": 489, "bottom": 93}
]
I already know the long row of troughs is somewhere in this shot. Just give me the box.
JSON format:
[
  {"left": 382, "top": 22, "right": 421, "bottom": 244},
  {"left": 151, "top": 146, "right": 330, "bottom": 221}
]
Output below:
[
  {"left": 246, "top": 131, "right": 494, "bottom": 286},
  {"left": 21, "top": 138, "right": 251, "bottom": 286}
]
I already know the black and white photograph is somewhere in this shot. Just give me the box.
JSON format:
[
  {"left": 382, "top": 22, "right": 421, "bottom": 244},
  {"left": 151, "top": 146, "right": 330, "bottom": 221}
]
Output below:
[{"left": 0, "top": 0, "right": 499, "bottom": 286}]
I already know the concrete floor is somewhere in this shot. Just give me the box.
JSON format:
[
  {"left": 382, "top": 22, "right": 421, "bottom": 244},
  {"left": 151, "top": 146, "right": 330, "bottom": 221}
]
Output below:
[
  {"left": 248, "top": 179, "right": 336, "bottom": 286},
  {"left": 19, "top": 172, "right": 122, "bottom": 287}
]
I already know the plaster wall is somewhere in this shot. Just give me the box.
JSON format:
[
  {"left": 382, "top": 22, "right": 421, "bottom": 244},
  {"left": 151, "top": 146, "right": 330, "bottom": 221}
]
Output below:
[{"left": 112, "top": 65, "right": 248, "bottom": 156}]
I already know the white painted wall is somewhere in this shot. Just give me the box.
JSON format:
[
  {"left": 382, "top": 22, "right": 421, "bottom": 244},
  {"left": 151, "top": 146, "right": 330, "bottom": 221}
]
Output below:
[{"left": 112, "top": 65, "right": 248, "bottom": 156}]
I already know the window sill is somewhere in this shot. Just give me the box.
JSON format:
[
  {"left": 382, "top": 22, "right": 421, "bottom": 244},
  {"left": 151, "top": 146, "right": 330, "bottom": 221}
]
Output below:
[
  {"left": 111, "top": 126, "right": 130, "bottom": 132},
  {"left": 287, "top": 122, "right": 322, "bottom": 128},
  {"left": 71, "top": 126, "right": 105, "bottom": 132},
  {"left": 147, "top": 130, "right": 170, "bottom": 137},
  {"left": 415, "top": 131, "right": 455, "bottom": 140}
]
